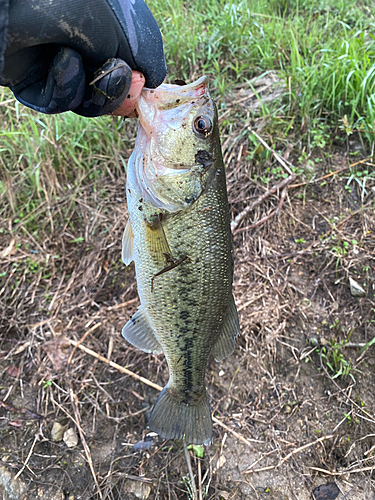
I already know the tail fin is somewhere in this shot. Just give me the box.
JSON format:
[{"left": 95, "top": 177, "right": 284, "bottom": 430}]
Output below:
[{"left": 148, "top": 385, "right": 212, "bottom": 445}]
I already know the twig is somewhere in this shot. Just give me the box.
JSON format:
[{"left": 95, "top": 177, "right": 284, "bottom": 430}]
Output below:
[
  {"left": 275, "top": 187, "right": 287, "bottom": 216},
  {"left": 198, "top": 457, "right": 203, "bottom": 500},
  {"left": 248, "top": 128, "right": 294, "bottom": 175},
  {"left": 14, "top": 433, "right": 39, "bottom": 480},
  {"left": 0, "top": 400, "right": 44, "bottom": 420},
  {"left": 289, "top": 156, "right": 374, "bottom": 189},
  {"left": 278, "top": 434, "right": 333, "bottom": 466},
  {"left": 308, "top": 465, "right": 375, "bottom": 475},
  {"left": 183, "top": 440, "right": 198, "bottom": 500},
  {"left": 231, "top": 173, "right": 296, "bottom": 232},
  {"left": 70, "top": 389, "right": 103, "bottom": 499},
  {"left": 68, "top": 339, "right": 163, "bottom": 392},
  {"left": 212, "top": 416, "right": 263, "bottom": 446},
  {"left": 234, "top": 209, "right": 277, "bottom": 234},
  {"left": 68, "top": 338, "right": 259, "bottom": 447},
  {"left": 242, "top": 434, "right": 333, "bottom": 474},
  {"left": 66, "top": 322, "right": 102, "bottom": 375},
  {"left": 106, "top": 297, "right": 139, "bottom": 310}
]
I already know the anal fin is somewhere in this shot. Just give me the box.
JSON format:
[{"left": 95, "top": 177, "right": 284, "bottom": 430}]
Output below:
[
  {"left": 212, "top": 295, "right": 240, "bottom": 362},
  {"left": 122, "top": 219, "right": 134, "bottom": 265},
  {"left": 122, "top": 305, "right": 162, "bottom": 355}
]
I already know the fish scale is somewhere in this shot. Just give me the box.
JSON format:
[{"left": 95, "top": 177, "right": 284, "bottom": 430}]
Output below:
[{"left": 122, "top": 76, "right": 240, "bottom": 444}]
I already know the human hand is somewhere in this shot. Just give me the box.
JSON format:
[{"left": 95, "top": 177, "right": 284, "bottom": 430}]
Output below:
[{"left": 0, "top": 0, "right": 166, "bottom": 116}]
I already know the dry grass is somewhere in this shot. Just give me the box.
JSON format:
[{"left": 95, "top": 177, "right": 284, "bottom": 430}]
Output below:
[{"left": 1, "top": 88, "right": 375, "bottom": 499}]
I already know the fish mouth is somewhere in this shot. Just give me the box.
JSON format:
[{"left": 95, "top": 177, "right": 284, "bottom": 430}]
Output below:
[{"left": 142, "top": 76, "right": 209, "bottom": 110}]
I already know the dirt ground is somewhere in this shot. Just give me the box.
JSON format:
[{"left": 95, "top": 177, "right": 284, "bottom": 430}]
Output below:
[{"left": 1, "top": 113, "right": 375, "bottom": 499}]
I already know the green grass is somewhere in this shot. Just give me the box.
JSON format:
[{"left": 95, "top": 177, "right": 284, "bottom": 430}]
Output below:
[
  {"left": 0, "top": 92, "right": 135, "bottom": 220},
  {"left": 1, "top": 0, "right": 375, "bottom": 221},
  {"left": 153, "top": 0, "right": 375, "bottom": 144}
]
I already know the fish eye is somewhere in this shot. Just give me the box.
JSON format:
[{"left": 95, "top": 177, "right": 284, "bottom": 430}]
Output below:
[{"left": 193, "top": 115, "right": 212, "bottom": 136}]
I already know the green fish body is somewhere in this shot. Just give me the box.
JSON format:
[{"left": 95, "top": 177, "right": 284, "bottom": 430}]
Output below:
[{"left": 122, "top": 76, "right": 240, "bottom": 444}]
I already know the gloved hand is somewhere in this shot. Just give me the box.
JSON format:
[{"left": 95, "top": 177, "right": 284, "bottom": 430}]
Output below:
[{"left": 0, "top": 0, "right": 166, "bottom": 116}]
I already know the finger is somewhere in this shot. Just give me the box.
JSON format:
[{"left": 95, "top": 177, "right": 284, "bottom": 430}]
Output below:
[
  {"left": 110, "top": 71, "right": 145, "bottom": 117},
  {"left": 73, "top": 58, "right": 133, "bottom": 117},
  {"left": 10, "top": 47, "right": 86, "bottom": 114}
]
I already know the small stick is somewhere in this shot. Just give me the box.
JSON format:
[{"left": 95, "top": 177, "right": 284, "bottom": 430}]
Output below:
[
  {"left": 14, "top": 433, "right": 39, "bottom": 480},
  {"left": 242, "top": 434, "right": 333, "bottom": 474},
  {"left": 231, "top": 173, "right": 296, "bottom": 232},
  {"left": 289, "top": 156, "right": 374, "bottom": 189},
  {"left": 107, "top": 297, "right": 139, "bottom": 310},
  {"left": 234, "top": 210, "right": 277, "bottom": 234},
  {"left": 308, "top": 465, "right": 375, "bottom": 475},
  {"left": 68, "top": 339, "right": 259, "bottom": 447},
  {"left": 183, "top": 440, "right": 198, "bottom": 500},
  {"left": 212, "top": 416, "right": 263, "bottom": 446},
  {"left": 198, "top": 457, "right": 203, "bottom": 500},
  {"left": 0, "top": 400, "right": 44, "bottom": 420},
  {"left": 71, "top": 389, "right": 103, "bottom": 499},
  {"left": 278, "top": 434, "right": 333, "bottom": 466},
  {"left": 248, "top": 128, "right": 293, "bottom": 175},
  {"left": 66, "top": 322, "right": 102, "bottom": 375},
  {"left": 275, "top": 187, "right": 287, "bottom": 216},
  {"left": 68, "top": 339, "right": 163, "bottom": 392}
]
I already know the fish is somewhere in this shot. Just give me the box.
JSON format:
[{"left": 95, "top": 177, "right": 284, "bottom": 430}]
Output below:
[{"left": 122, "top": 76, "right": 240, "bottom": 445}]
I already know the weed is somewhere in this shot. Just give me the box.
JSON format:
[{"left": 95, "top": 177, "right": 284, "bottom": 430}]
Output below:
[
  {"left": 318, "top": 339, "right": 356, "bottom": 382},
  {"left": 344, "top": 168, "right": 375, "bottom": 203},
  {"left": 42, "top": 380, "right": 53, "bottom": 390}
]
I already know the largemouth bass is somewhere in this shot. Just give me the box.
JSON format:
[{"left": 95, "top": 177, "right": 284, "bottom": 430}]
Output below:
[{"left": 122, "top": 76, "right": 240, "bottom": 445}]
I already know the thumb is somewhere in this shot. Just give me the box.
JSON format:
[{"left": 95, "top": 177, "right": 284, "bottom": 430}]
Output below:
[{"left": 72, "top": 58, "right": 133, "bottom": 117}]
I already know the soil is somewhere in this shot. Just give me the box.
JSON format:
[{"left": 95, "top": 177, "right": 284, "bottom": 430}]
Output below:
[{"left": 1, "top": 119, "right": 375, "bottom": 499}]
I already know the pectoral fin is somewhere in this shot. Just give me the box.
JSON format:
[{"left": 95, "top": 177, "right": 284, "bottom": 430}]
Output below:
[
  {"left": 145, "top": 217, "right": 172, "bottom": 259},
  {"left": 212, "top": 295, "right": 240, "bottom": 362},
  {"left": 122, "top": 305, "right": 162, "bottom": 355},
  {"left": 122, "top": 220, "right": 134, "bottom": 265}
]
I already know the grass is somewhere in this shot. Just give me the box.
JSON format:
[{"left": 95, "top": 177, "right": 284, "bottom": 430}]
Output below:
[
  {"left": 153, "top": 0, "right": 375, "bottom": 145},
  {"left": 1, "top": 5, "right": 375, "bottom": 494},
  {"left": 0, "top": 0, "right": 374, "bottom": 225}
]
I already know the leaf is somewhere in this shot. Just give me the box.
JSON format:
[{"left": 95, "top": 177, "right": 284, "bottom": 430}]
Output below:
[
  {"left": 9, "top": 420, "right": 23, "bottom": 428},
  {"left": 6, "top": 365, "right": 21, "bottom": 378},
  {"left": 43, "top": 338, "right": 71, "bottom": 371},
  {"left": 360, "top": 335, "right": 375, "bottom": 354},
  {"left": 0, "top": 239, "right": 15, "bottom": 258},
  {"left": 192, "top": 445, "right": 204, "bottom": 458}
]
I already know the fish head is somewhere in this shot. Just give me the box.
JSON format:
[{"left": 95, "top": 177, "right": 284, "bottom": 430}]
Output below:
[
  {"left": 138, "top": 75, "right": 215, "bottom": 166},
  {"left": 128, "top": 76, "right": 218, "bottom": 213}
]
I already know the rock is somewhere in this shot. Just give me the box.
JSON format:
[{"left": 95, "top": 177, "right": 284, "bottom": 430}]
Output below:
[
  {"left": 313, "top": 482, "right": 340, "bottom": 500},
  {"left": 0, "top": 466, "right": 27, "bottom": 500},
  {"left": 51, "top": 421, "right": 68, "bottom": 442},
  {"left": 63, "top": 428, "right": 79, "bottom": 448},
  {"left": 349, "top": 277, "right": 365, "bottom": 297},
  {"left": 125, "top": 480, "right": 151, "bottom": 499},
  {"left": 37, "top": 487, "right": 64, "bottom": 500}
]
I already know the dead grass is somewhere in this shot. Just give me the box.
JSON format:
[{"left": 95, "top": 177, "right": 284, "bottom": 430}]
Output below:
[{"left": 1, "top": 92, "right": 375, "bottom": 499}]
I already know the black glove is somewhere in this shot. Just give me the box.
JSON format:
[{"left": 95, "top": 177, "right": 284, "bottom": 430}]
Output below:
[{"left": 0, "top": 0, "right": 166, "bottom": 116}]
